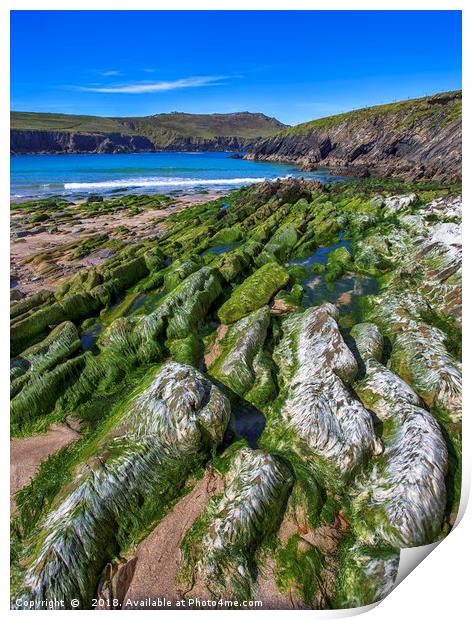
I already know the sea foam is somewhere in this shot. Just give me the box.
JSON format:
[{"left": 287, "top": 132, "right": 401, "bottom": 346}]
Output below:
[{"left": 64, "top": 177, "right": 268, "bottom": 190}]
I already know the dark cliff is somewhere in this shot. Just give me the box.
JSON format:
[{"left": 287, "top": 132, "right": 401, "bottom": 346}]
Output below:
[
  {"left": 10, "top": 130, "right": 156, "bottom": 154},
  {"left": 10, "top": 111, "right": 286, "bottom": 155},
  {"left": 10, "top": 130, "right": 259, "bottom": 155},
  {"left": 246, "top": 91, "right": 462, "bottom": 182}
]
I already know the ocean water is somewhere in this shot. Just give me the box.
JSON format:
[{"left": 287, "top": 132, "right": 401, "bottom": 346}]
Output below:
[{"left": 10, "top": 151, "right": 344, "bottom": 201}]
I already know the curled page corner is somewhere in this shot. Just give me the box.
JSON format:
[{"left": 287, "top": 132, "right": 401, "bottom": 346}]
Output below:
[
  {"left": 333, "top": 601, "right": 380, "bottom": 617},
  {"left": 391, "top": 475, "right": 469, "bottom": 595},
  {"left": 395, "top": 541, "right": 441, "bottom": 587}
]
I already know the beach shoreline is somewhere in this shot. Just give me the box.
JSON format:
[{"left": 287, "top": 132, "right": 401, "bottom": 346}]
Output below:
[{"left": 10, "top": 188, "right": 226, "bottom": 298}]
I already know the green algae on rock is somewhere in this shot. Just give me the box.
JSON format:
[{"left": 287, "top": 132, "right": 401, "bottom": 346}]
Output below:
[
  {"left": 181, "top": 448, "right": 292, "bottom": 600},
  {"left": 209, "top": 306, "right": 272, "bottom": 400},
  {"left": 269, "top": 303, "right": 382, "bottom": 477},
  {"left": 10, "top": 177, "right": 462, "bottom": 610},
  {"left": 217, "top": 262, "right": 289, "bottom": 323},
  {"left": 15, "top": 363, "right": 231, "bottom": 609},
  {"left": 352, "top": 358, "right": 447, "bottom": 546},
  {"left": 325, "top": 246, "right": 353, "bottom": 282}
]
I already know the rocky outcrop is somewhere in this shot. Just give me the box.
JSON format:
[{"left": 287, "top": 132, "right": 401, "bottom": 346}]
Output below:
[
  {"left": 246, "top": 91, "right": 462, "bottom": 182},
  {"left": 15, "top": 362, "right": 231, "bottom": 609},
  {"left": 272, "top": 303, "right": 383, "bottom": 476},
  {"left": 209, "top": 306, "right": 275, "bottom": 408},
  {"left": 155, "top": 135, "right": 258, "bottom": 152},
  {"left": 353, "top": 356, "right": 448, "bottom": 546},
  {"left": 10, "top": 130, "right": 156, "bottom": 154},
  {"left": 183, "top": 448, "right": 293, "bottom": 600},
  {"left": 10, "top": 130, "right": 266, "bottom": 154},
  {"left": 10, "top": 111, "right": 286, "bottom": 154},
  {"left": 217, "top": 262, "right": 289, "bottom": 324}
]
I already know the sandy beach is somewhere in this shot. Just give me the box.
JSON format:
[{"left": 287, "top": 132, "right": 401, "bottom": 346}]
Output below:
[{"left": 10, "top": 189, "right": 225, "bottom": 298}]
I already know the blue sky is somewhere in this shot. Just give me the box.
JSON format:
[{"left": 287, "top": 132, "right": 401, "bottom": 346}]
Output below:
[{"left": 11, "top": 10, "right": 462, "bottom": 125}]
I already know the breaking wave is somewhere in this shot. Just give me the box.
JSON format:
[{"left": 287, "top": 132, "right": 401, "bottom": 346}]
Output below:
[{"left": 64, "top": 177, "right": 269, "bottom": 190}]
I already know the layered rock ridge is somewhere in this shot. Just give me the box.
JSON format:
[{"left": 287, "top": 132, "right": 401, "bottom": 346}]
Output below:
[
  {"left": 246, "top": 91, "right": 461, "bottom": 182},
  {"left": 10, "top": 111, "right": 286, "bottom": 154}
]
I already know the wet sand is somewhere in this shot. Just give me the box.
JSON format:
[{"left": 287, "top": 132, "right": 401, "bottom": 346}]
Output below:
[
  {"left": 11, "top": 190, "right": 224, "bottom": 297},
  {"left": 122, "top": 470, "right": 224, "bottom": 608},
  {"left": 10, "top": 423, "right": 80, "bottom": 513}
]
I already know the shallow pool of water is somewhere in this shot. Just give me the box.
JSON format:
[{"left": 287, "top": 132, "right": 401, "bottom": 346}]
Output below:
[
  {"left": 287, "top": 232, "right": 350, "bottom": 268},
  {"left": 81, "top": 324, "right": 104, "bottom": 351},
  {"left": 302, "top": 272, "right": 378, "bottom": 323},
  {"left": 204, "top": 241, "right": 242, "bottom": 256},
  {"left": 220, "top": 401, "right": 266, "bottom": 450},
  {"left": 124, "top": 293, "right": 149, "bottom": 315}
]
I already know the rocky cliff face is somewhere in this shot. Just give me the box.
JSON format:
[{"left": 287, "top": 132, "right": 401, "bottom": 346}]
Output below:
[
  {"left": 10, "top": 129, "right": 260, "bottom": 154},
  {"left": 246, "top": 91, "right": 462, "bottom": 182},
  {"left": 10, "top": 130, "right": 156, "bottom": 154},
  {"left": 158, "top": 135, "right": 257, "bottom": 152}
]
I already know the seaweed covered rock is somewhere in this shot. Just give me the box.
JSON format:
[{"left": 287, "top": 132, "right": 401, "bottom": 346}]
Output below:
[
  {"left": 350, "top": 322, "right": 384, "bottom": 362},
  {"left": 260, "top": 223, "right": 299, "bottom": 263},
  {"left": 217, "top": 263, "right": 289, "bottom": 324},
  {"left": 325, "top": 246, "right": 353, "bottom": 282},
  {"left": 382, "top": 193, "right": 417, "bottom": 216},
  {"left": 11, "top": 241, "right": 166, "bottom": 353},
  {"left": 10, "top": 321, "right": 81, "bottom": 401},
  {"left": 185, "top": 448, "right": 292, "bottom": 600},
  {"left": 365, "top": 292, "right": 461, "bottom": 421},
  {"left": 100, "top": 266, "right": 222, "bottom": 366},
  {"left": 11, "top": 290, "right": 102, "bottom": 355},
  {"left": 98, "top": 254, "right": 149, "bottom": 292},
  {"left": 369, "top": 194, "right": 461, "bottom": 325},
  {"left": 11, "top": 355, "right": 88, "bottom": 430},
  {"left": 209, "top": 227, "right": 242, "bottom": 246},
  {"left": 162, "top": 257, "right": 201, "bottom": 291},
  {"left": 10, "top": 290, "right": 54, "bottom": 320},
  {"left": 15, "top": 363, "right": 231, "bottom": 608},
  {"left": 209, "top": 306, "right": 275, "bottom": 407},
  {"left": 330, "top": 325, "right": 448, "bottom": 607},
  {"left": 271, "top": 304, "right": 382, "bottom": 477},
  {"left": 215, "top": 244, "right": 258, "bottom": 282},
  {"left": 55, "top": 268, "right": 102, "bottom": 299},
  {"left": 335, "top": 539, "right": 400, "bottom": 608},
  {"left": 353, "top": 359, "right": 447, "bottom": 546},
  {"left": 352, "top": 234, "right": 393, "bottom": 275},
  {"left": 388, "top": 326, "right": 461, "bottom": 421},
  {"left": 271, "top": 284, "right": 304, "bottom": 315},
  {"left": 11, "top": 321, "right": 80, "bottom": 381},
  {"left": 404, "top": 220, "right": 462, "bottom": 323}
]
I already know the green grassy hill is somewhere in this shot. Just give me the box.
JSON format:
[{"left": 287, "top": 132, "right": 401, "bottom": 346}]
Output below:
[
  {"left": 247, "top": 90, "right": 461, "bottom": 182},
  {"left": 11, "top": 111, "right": 286, "bottom": 139},
  {"left": 282, "top": 90, "right": 462, "bottom": 136},
  {"left": 10, "top": 112, "right": 133, "bottom": 134}
]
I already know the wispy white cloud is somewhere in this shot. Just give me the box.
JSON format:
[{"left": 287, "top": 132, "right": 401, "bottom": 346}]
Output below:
[
  {"left": 100, "top": 70, "right": 122, "bottom": 76},
  {"left": 77, "top": 76, "right": 226, "bottom": 94},
  {"left": 141, "top": 68, "right": 156, "bottom": 73}
]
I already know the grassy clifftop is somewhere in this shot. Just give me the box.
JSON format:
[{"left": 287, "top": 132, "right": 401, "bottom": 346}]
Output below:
[
  {"left": 10, "top": 112, "right": 133, "bottom": 134},
  {"left": 126, "top": 112, "right": 286, "bottom": 139},
  {"left": 11, "top": 111, "right": 286, "bottom": 139},
  {"left": 282, "top": 90, "right": 462, "bottom": 136},
  {"left": 247, "top": 91, "right": 461, "bottom": 182}
]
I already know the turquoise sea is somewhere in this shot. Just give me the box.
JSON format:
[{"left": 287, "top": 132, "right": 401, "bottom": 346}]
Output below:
[{"left": 10, "top": 151, "right": 344, "bottom": 201}]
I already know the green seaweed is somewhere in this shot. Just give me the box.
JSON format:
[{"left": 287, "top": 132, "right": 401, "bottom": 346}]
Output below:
[{"left": 217, "top": 263, "right": 289, "bottom": 323}]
